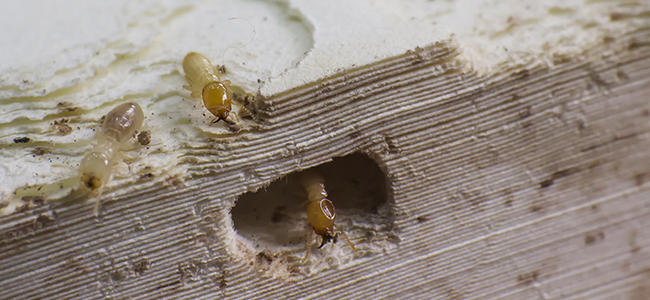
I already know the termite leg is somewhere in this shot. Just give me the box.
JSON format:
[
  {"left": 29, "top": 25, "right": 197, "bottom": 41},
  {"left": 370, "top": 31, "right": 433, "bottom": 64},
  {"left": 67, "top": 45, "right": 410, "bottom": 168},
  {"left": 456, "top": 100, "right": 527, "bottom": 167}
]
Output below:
[
  {"left": 93, "top": 186, "right": 106, "bottom": 217},
  {"left": 93, "top": 199, "right": 101, "bottom": 217},
  {"left": 334, "top": 224, "right": 357, "bottom": 253},
  {"left": 301, "top": 230, "right": 313, "bottom": 264}
]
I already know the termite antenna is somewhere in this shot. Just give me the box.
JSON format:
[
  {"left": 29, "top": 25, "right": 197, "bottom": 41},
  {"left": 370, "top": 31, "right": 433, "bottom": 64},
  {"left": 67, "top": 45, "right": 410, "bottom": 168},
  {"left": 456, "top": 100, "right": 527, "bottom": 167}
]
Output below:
[
  {"left": 221, "top": 16, "right": 257, "bottom": 68},
  {"left": 93, "top": 186, "right": 105, "bottom": 217}
]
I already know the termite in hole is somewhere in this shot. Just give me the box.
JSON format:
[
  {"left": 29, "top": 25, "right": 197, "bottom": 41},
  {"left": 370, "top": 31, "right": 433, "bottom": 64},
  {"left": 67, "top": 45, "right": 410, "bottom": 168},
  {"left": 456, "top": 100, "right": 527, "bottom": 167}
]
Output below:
[
  {"left": 299, "top": 170, "right": 357, "bottom": 264},
  {"left": 79, "top": 102, "right": 145, "bottom": 216},
  {"left": 182, "top": 51, "right": 256, "bottom": 126}
]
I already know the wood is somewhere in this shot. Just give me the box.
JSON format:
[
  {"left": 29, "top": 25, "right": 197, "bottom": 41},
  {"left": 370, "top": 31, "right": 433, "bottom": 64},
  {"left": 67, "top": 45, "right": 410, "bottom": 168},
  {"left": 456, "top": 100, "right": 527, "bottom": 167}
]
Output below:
[{"left": 2, "top": 28, "right": 650, "bottom": 299}]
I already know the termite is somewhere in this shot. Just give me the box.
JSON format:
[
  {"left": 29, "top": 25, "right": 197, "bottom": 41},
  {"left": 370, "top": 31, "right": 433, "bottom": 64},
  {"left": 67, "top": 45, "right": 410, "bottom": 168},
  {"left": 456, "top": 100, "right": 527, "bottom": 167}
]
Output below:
[
  {"left": 300, "top": 170, "right": 357, "bottom": 264},
  {"left": 79, "top": 102, "right": 144, "bottom": 216},
  {"left": 182, "top": 52, "right": 254, "bottom": 125}
]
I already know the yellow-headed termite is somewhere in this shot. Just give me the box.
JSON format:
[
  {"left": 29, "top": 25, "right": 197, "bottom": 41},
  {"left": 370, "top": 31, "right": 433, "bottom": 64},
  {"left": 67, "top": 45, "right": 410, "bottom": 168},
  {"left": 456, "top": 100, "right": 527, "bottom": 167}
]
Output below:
[
  {"left": 79, "top": 102, "right": 144, "bottom": 216},
  {"left": 182, "top": 19, "right": 256, "bottom": 126},
  {"left": 299, "top": 170, "right": 357, "bottom": 264}
]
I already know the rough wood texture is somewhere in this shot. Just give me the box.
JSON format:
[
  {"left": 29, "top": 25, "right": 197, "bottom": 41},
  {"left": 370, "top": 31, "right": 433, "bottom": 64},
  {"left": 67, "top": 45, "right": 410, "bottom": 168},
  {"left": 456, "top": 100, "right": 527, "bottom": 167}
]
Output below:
[{"left": 2, "top": 28, "right": 650, "bottom": 300}]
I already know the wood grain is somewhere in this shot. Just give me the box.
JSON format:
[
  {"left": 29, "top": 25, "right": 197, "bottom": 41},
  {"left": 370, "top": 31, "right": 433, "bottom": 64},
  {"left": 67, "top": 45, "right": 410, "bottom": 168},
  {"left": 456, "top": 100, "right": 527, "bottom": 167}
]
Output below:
[{"left": 2, "top": 28, "right": 650, "bottom": 300}]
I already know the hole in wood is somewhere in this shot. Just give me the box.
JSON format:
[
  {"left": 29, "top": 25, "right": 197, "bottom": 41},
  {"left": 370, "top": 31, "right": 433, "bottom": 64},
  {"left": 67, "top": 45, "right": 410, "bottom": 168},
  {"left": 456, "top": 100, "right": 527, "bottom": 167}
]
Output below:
[{"left": 231, "top": 152, "right": 397, "bottom": 274}]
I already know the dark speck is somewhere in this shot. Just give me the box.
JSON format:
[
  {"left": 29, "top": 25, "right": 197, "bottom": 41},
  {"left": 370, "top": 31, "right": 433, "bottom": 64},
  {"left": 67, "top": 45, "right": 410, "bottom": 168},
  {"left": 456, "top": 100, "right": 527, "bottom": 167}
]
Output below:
[
  {"left": 32, "top": 147, "right": 48, "bottom": 156},
  {"left": 517, "top": 270, "right": 539, "bottom": 285},
  {"left": 132, "top": 258, "right": 150, "bottom": 276},
  {"left": 140, "top": 173, "right": 154, "bottom": 179},
  {"left": 539, "top": 179, "right": 554, "bottom": 188},
  {"left": 14, "top": 137, "right": 30, "bottom": 143},
  {"left": 138, "top": 130, "right": 152, "bottom": 146},
  {"left": 271, "top": 206, "right": 286, "bottom": 223}
]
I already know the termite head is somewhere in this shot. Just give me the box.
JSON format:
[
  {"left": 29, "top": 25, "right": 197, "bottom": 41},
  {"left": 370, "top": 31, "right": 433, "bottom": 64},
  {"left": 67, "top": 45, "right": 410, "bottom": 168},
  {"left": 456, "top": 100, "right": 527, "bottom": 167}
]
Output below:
[
  {"left": 79, "top": 151, "right": 111, "bottom": 191},
  {"left": 202, "top": 82, "right": 233, "bottom": 124},
  {"left": 307, "top": 198, "right": 337, "bottom": 248}
]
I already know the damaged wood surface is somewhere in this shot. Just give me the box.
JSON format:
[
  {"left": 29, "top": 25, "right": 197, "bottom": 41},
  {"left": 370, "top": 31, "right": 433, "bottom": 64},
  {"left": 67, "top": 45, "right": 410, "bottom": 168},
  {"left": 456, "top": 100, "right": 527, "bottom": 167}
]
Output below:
[{"left": 2, "top": 30, "right": 650, "bottom": 300}]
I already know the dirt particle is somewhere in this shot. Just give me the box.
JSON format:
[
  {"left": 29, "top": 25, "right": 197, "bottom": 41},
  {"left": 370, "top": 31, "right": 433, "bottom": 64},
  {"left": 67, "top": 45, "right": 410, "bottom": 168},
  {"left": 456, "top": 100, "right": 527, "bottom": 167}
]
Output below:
[
  {"left": 539, "top": 179, "right": 554, "bottom": 188},
  {"left": 416, "top": 216, "right": 430, "bottom": 223},
  {"left": 517, "top": 270, "right": 539, "bottom": 285},
  {"left": 137, "top": 130, "right": 151, "bottom": 145},
  {"left": 16, "top": 196, "right": 47, "bottom": 212},
  {"left": 217, "top": 273, "right": 227, "bottom": 290},
  {"left": 21, "top": 196, "right": 45, "bottom": 207},
  {"left": 588, "top": 159, "right": 607, "bottom": 169},
  {"left": 610, "top": 12, "right": 627, "bottom": 21},
  {"left": 628, "top": 230, "right": 641, "bottom": 253},
  {"left": 552, "top": 167, "right": 580, "bottom": 180},
  {"left": 540, "top": 167, "right": 581, "bottom": 188},
  {"left": 53, "top": 118, "right": 73, "bottom": 136},
  {"left": 513, "top": 69, "right": 529, "bottom": 80},
  {"left": 108, "top": 269, "right": 127, "bottom": 282},
  {"left": 576, "top": 119, "right": 585, "bottom": 132},
  {"left": 31, "top": 147, "right": 49, "bottom": 156},
  {"left": 530, "top": 204, "right": 544, "bottom": 213},
  {"left": 256, "top": 249, "right": 277, "bottom": 264},
  {"left": 57, "top": 102, "right": 78, "bottom": 112},
  {"left": 14, "top": 137, "right": 30, "bottom": 143},
  {"left": 584, "top": 231, "right": 605, "bottom": 245},
  {"left": 518, "top": 107, "right": 531, "bottom": 119},
  {"left": 140, "top": 173, "right": 154, "bottom": 180},
  {"left": 132, "top": 258, "right": 151, "bottom": 276},
  {"left": 34, "top": 213, "right": 56, "bottom": 230},
  {"left": 154, "top": 280, "right": 180, "bottom": 291},
  {"left": 635, "top": 173, "right": 647, "bottom": 186},
  {"left": 588, "top": 71, "right": 608, "bottom": 89},
  {"left": 227, "top": 123, "right": 241, "bottom": 132}
]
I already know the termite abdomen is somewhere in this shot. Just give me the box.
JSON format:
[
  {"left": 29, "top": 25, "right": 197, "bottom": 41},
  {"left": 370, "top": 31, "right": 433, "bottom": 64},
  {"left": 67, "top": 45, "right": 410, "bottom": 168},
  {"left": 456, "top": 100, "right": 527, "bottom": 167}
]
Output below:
[{"left": 102, "top": 102, "right": 145, "bottom": 143}]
